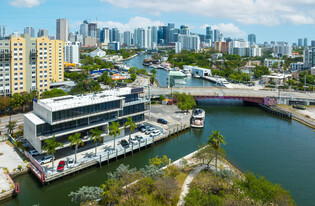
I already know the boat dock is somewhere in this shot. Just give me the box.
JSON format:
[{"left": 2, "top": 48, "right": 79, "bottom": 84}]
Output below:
[{"left": 25, "top": 123, "right": 191, "bottom": 184}]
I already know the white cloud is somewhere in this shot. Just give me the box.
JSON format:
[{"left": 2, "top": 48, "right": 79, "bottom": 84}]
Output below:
[
  {"left": 9, "top": 0, "right": 44, "bottom": 8},
  {"left": 101, "top": 0, "right": 315, "bottom": 26},
  {"left": 71, "top": 17, "right": 164, "bottom": 32},
  {"left": 201, "top": 23, "right": 246, "bottom": 38}
]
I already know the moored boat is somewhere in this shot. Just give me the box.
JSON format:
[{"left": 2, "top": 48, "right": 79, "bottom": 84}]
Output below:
[{"left": 191, "top": 108, "right": 205, "bottom": 128}]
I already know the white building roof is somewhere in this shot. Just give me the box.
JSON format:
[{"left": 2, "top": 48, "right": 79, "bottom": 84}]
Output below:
[
  {"left": 24, "top": 113, "right": 45, "bottom": 125},
  {"left": 36, "top": 87, "right": 136, "bottom": 112}
]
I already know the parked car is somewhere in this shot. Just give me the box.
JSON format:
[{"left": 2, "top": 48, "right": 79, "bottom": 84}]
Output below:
[
  {"left": 140, "top": 125, "right": 150, "bottom": 132},
  {"left": 67, "top": 158, "right": 75, "bottom": 168},
  {"left": 137, "top": 124, "right": 145, "bottom": 130},
  {"left": 135, "top": 135, "right": 145, "bottom": 143},
  {"left": 129, "top": 137, "right": 139, "bottom": 144},
  {"left": 145, "top": 127, "right": 156, "bottom": 135},
  {"left": 57, "top": 161, "right": 66, "bottom": 172},
  {"left": 29, "top": 149, "right": 40, "bottom": 156},
  {"left": 120, "top": 139, "right": 129, "bottom": 148},
  {"left": 157, "top": 118, "right": 168, "bottom": 124},
  {"left": 150, "top": 130, "right": 161, "bottom": 137},
  {"left": 38, "top": 155, "right": 53, "bottom": 165}
]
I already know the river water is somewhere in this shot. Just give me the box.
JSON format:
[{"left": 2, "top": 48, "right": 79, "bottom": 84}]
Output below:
[{"left": 3, "top": 55, "right": 315, "bottom": 206}]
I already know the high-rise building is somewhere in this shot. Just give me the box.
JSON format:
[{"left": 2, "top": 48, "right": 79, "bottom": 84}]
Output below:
[
  {"left": 0, "top": 25, "right": 7, "bottom": 38},
  {"left": 88, "top": 23, "right": 97, "bottom": 39},
  {"left": 0, "top": 34, "right": 64, "bottom": 96},
  {"left": 180, "top": 25, "right": 189, "bottom": 35},
  {"left": 75, "top": 33, "right": 83, "bottom": 45},
  {"left": 100, "top": 28, "right": 110, "bottom": 44},
  {"left": 298, "top": 38, "right": 303, "bottom": 47},
  {"left": 111, "top": 28, "right": 119, "bottom": 42},
  {"left": 134, "top": 28, "right": 152, "bottom": 49},
  {"left": 169, "top": 28, "right": 180, "bottom": 43},
  {"left": 248, "top": 34, "right": 256, "bottom": 45},
  {"left": 205, "top": 26, "right": 213, "bottom": 42},
  {"left": 80, "top": 20, "right": 89, "bottom": 37},
  {"left": 304, "top": 38, "right": 308, "bottom": 47},
  {"left": 151, "top": 26, "right": 158, "bottom": 46},
  {"left": 123, "top": 31, "right": 131, "bottom": 46},
  {"left": 303, "top": 48, "right": 315, "bottom": 69},
  {"left": 311, "top": 40, "right": 315, "bottom": 47},
  {"left": 64, "top": 41, "right": 80, "bottom": 64},
  {"left": 176, "top": 34, "right": 200, "bottom": 53},
  {"left": 274, "top": 42, "right": 292, "bottom": 57},
  {"left": 214, "top": 29, "right": 220, "bottom": 42},
  {"left": 38, "top": 29, "right": 48, "bottom": 37},
  {"left": 24, "top": 27, "right": 35, "bottom": 37},
  {"left": 68, "top": 32, "right": 75, "bottom": 42},
  {"left": 56, "top": 18, "right": 69, "bottom": 42}
]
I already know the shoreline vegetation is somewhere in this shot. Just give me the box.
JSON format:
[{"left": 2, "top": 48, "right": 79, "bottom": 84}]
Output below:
[{"left": 67, "top": 131, "right": 295, "bottom": 206}]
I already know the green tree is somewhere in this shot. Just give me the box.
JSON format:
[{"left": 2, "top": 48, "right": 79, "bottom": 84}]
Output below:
[
  {"left": 69, "top": 186, "right": 103, "bottom": 205},
  {"left": 175, "top": 92, "right": 196, "bottom": 112},
  {"left": 235, "top": 173, "right": 295, "bottom": 205},
  {"left": 68, "top": 133, "right": 83, "bottom": 163},
  {"left": 10, "top": 93, "right": 24, "bottom": 112},
  {"left": 98, "top": 71, "right": 113, "bottom": 85},
  {"left": 149, "top": 155, "right": 170, "bottom": 168},
  {"left": 21, "top": 92, "right": 32, "bottom": 112},
  {"left": 272, "top": 62, "right": 279, "bottom": 69},
  {"left": 208, "top": 130, "right": 226, "bottom": 172},
  {"left": 43, "top": 135, "right": 63, "bottom": 171},
  {"left": 41, "top": 89, "right": 67, "bottom": 99},
  {"left": 130, "top": 73, "right": 137, "bottom": 82},
  {"left": 89, "top": 127, "right": 102, "bottom": 156},
  {"left": 6, "top": 121, "right": 17, "bottom": 135},
  {"left": 194, "top": 145, "right": 225, "bottom": 170},
  {"left": 124, "top": 117, "right": 136, "bottom": 141},
  {"left": 151, "top": 68, "right": 157, "bottom": 75},
  {"left": 150, "top": 74, "right": 156, "bottom": 85},
  {"left": 0, "top": 96, "right": 10, "bottom": 115},
  {"left": 109, "top": 122, "right": 120, "bottom": 150}
]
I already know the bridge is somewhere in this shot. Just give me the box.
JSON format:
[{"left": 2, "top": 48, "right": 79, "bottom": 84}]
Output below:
[{"left": 146, "top": 87, "right": 315, "bottom": 106}]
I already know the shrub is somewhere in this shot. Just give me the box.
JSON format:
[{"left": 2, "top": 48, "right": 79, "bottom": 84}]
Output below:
[{"left": 17, "top": 165, "right": 23, "bottom": 170}]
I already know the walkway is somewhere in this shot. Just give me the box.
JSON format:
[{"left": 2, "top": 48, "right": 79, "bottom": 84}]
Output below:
[{"left": 177, "top": 164, "right": 207, "bottom": 206}]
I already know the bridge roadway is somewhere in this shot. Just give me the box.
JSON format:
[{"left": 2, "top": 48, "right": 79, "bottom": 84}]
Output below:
[{"left": 146, "top": 87, "right": 315, "bottom": 104}]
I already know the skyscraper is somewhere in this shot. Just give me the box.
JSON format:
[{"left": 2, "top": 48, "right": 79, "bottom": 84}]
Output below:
[
  {"left": 80, "top": 20, "right": 89, "bottom": 37},
  {"left": 205, "top": 26, "right": 213, "bottom": 42},
  {"left": 56, "top": 18, "right": 69, "bottom": 42},
  {"left": 0, "top": 25, "right": 7, "bottom": 38},
  {"left": 298, "top": 38, "right": 303, "bottom": 47},
  {"left": 248, "top": 34, "right": 256, "bottom": 45},
  {"left": 304, "top": 38, "right": 308, "bottom": 47},
  {"left": 151, "top": 26, "right": 158, "bottom": 45},
  {"left": 311, "top": 40, "right": 315, "bottom": 47},
  {"left": 38, "top": 29, "right": 48, "bottom": 37},
  {"left": 24, "top": 27, "right": 35, "bottom": 37},
  {"left": 100, "top": 28, "right": 110, "bottom": 43},
  {"left": 180, "top": 25, "right": 189, "bottom": 35},
  {"left": 111, "top": 28, "right": 119, "bottom": 42},
  {"left": 88, "top": 23, "right": 97, "bottom": 39},
  {"left": 123, "top": 31, "right": 131, "bottom": 46},
  {"left": 214, "top": 29, "right": 220, "bottom": 42}
]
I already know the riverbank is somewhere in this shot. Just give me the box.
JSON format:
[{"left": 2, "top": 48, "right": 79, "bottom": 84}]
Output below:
[
  {"left": 121, "top": 53, "right": 138, "bottom": 62},
  {"left": 276, "top": 105, "right": 315, "bottom": 129}
]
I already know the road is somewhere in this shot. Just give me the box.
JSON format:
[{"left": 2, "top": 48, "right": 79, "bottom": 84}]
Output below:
[
  {"left": 0, "top": 113, "right": 24, "bottom": 134},
  {"left": 147, "top": 87, "right": 315, "bottom": 100}
]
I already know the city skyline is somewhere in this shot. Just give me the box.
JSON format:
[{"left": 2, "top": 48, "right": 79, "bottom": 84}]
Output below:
[{"left": 1, "top": 0, "right": 315, "bottom": 43}]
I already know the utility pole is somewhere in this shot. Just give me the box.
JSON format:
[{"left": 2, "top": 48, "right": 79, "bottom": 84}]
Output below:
[
  {"left": 304, "top": 74, "right": 306, "bottom": 92},
  {"left": 148, "top": 83, "right": 151, "bottom": 121}
]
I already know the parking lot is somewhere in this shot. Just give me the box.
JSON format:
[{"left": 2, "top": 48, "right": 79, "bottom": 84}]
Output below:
[{"left": 26, "top": 124, "right": 163, "bottom": 175}]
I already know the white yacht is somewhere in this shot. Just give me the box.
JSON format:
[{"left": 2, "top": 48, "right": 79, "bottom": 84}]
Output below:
[
  {"left": 193, "top": 73, "right": 201, "bottom": 78},
  {"left": 191, "top": 108, "right": 205, "bottom": 128},
  {"left": 182, "top": 68, "right": 192, "bottom": 77}
]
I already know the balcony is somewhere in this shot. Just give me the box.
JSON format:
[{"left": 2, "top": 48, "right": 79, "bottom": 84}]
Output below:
[
  {"left": 0, "top": 51, "right": 11, "bottom": 59},
  {"left": 30, "top": 51, "right": 37, "bottom": 59}
]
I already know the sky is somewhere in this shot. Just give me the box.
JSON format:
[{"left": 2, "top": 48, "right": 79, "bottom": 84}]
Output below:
[{"left": 1, "top": 0, "right": 315, "bottom": 43}]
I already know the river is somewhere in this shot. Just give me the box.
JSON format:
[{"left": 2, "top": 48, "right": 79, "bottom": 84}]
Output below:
[{"left": 3, "top": 55, "right": 315, "bottom": 206}]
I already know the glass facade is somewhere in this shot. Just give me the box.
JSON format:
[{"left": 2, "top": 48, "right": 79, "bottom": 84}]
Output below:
[
  {"left": 122, "top": 93, "right": 138, "bottom": 103},
  {"left": 117, "top": 114, "right": 144, "bottom": 126},
  {"left": 37, "top": 111, "right": 117, "bottom": 136},
  {"left": 52, "top": 100, "right": 120, "bottom": 121},
  {"left": 119, "top": 103, "right": 145, "bottom": 116}
]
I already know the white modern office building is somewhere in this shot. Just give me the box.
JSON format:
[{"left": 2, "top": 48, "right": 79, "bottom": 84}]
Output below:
[
  {"left": 228, "top": 40, "right": 262, "bottom": 57},
  {"left": 64, "top": 41, "right": 80, "bottom": 64},
  {"left": 24, "top": 87, "right": 149, "bottom": 153}
]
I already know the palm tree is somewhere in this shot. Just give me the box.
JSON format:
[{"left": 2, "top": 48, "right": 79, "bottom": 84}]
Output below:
[
  {"left": 6, "top": 121, "right": 17, "bottom": 135},
  {"left": 208, "top": 130, "right": 226, "bottom": 172},
  {"left": 43, "top": 135, "right": 63, "bottom": 171},
  {"left": 89, "top": 127, "right": 102, "bottom": 156},
  {"left": 109, "top": 122, "right": 120, "bottom": 150},
  {"left": 124, "top": 117, "right": 136, "bottom": 142},
  {"left": 68, "top": 133, "right": 83, "bottom": 163}
]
